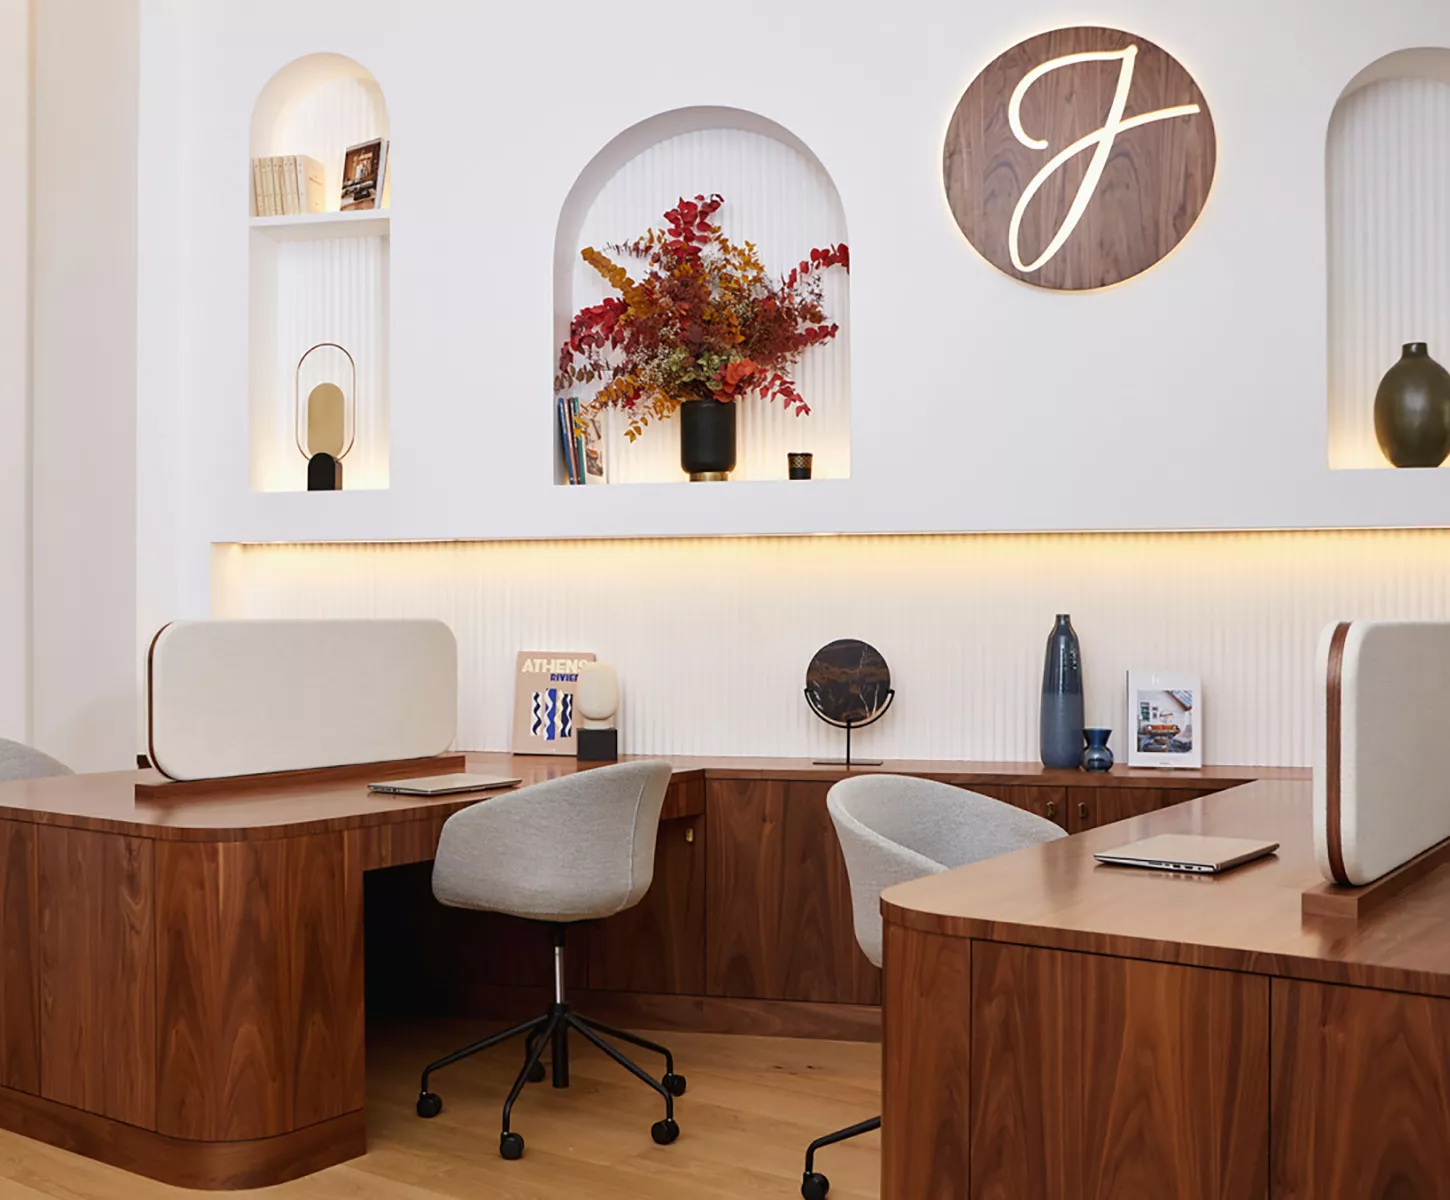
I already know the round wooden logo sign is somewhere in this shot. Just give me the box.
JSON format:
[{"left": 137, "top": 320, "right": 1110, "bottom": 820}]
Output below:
[{"left": 943, "top": 27, "right": 1215, "bottom": 290}]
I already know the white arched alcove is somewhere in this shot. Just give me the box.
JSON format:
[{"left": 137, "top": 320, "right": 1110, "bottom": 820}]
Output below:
[
  {"left": 1327, "top": 49, "right": 1450, "bottom": 469},
  {"left": 249, "top": 53, "right": 390, "bottom": 492},
  {"left": 554, "top": 107, "right": 851, "bottom": 485}
]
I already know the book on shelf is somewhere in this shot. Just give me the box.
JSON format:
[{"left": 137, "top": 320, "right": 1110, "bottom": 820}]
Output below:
[
  {"left": 556, "top": 397, "right": 607, "bottom": 485},
  {"left": 251, "top": 154, "right": 327, "bottom": 217},
  {"left": 340, "top": 138, "right": 389, "bottom": 212}
]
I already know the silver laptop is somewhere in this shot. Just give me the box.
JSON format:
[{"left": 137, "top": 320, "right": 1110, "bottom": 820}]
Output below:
[
  {"left": 1093, "top": 834, "right": 1279, "bottom": 875},
  {"left": 368, "top": 773, "right": 522, "bottom": 797}
]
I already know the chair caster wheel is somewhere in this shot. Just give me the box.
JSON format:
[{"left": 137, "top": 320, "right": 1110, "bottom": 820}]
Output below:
[
  {"left": 662, "top": 1072, "right": 687, "bottom": 1096},
  {"left": 415, "top": 1092, "right": 442, "bottom": 1119},
  {"left": 801, "top": 1171, "right": 831, "bottom": 1200},
  {"left": 500, "top": 1131, "right": 525, "bottom": 1160},
  {"left": 651, "top": 1117, "right": 680, "bottom": 1145},
  {"left": 527, "top": 1061, "right": 546, "bottom": 1083}
]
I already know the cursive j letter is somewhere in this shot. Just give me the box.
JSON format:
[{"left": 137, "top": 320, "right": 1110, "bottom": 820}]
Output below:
[{"left": 1007, "top": 46, "right": 1200, "bottom": 274}]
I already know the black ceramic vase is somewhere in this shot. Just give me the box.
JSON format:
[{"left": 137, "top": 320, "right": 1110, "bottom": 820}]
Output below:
[
  {"left": 680, "top": 398, "right": 737, "bottom": 481},
  {"left": 1040, "top": 614, "right": 1084, "bottom": 770},
  {"left": 1374, "top": 343, "right": 1450, "bottom": 468}
]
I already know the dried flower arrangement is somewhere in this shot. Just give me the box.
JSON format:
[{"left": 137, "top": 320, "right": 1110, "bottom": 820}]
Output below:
[{"left": 556, "top": 194, "right": 849, "bottom": 441}]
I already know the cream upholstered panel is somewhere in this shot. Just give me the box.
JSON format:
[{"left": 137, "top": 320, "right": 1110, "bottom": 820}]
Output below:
[
  {"left": 1315, "top": 621, "right": 1450, "bottom": 885},
  {"left": 148, "top": 619, "right": 457, "bottom": 780}
]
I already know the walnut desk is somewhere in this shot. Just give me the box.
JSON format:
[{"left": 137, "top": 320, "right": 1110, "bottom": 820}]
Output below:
[
  {"left": 880, "top": 779, "right": 1450, "bottom": 1199},
  {"left": 0, "top": 753, "right": 1280, "bottom": 1189}
]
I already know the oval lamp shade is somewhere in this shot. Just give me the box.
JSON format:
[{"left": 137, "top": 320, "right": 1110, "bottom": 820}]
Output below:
[
  {"left": 307, "top": 382, "right": 346, "bottom": 457},
  {"left": 576, "top": 662, "right": 619, "bottom": 725}
]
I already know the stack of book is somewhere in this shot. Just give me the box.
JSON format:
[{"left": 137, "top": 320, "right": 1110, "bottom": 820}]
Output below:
[
  {"left": 252, "top": 155, "right": 326, "bottom": 217},
  {"left": 557, "top": 397, "right": 606, "bottom": 485}
]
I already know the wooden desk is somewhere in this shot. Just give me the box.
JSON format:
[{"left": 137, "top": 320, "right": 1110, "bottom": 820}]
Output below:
[
  {"left": 0, "top": 753, "right": 1283, "bottom": 1189},
  {"left": 880, "top": 779, "right": 1450, "bottom": 1199}
]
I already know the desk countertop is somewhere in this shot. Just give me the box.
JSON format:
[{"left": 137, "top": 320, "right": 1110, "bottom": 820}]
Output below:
[
  {"left": 0, "top": 754, "right": 1301, "bottom": 842},
  {"left": 882, "top": 778, "right": 1450, "bottom": 998}
]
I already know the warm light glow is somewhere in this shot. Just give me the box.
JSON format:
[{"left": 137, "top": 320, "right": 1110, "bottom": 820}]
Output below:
[{"left": 1007, "top": 46, "right": 1201, "bottom": 273}]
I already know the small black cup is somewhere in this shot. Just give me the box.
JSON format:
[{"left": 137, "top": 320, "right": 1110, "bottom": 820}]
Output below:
[{"left": 788, "top": 452, "right": 813, "bottom": 480}]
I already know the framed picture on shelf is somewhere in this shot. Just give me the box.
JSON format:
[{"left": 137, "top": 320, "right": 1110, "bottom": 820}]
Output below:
[
  {"left": 340, "top": 137, "right": 388, "bottom": 211},
  {"left": 512, "top": 650, "right": 595, "bottom": 756},
  {"left": 1126, "top": 669, "right": 1202, "bottom": 768}
]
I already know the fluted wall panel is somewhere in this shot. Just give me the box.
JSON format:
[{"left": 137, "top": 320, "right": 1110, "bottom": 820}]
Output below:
[
  {"left": 213, "top": 530, "right": 1450, "bottom": 767},
  {"left": 1327, "top": 72, "right": 1450, "bottom": 468},
  {"left": 562, "top": 123, "right": 850, "bottom": 483}
]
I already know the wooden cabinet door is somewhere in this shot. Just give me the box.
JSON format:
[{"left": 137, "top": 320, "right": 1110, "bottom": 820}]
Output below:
[
  {"left": 1068, "top": 787, "right": 1168, "bottom": 833},
  {"left": 588, "top": 816, "right": 705, "bottom": 995},
  {"left": 1271, "top": 978, "right": 1450, "bottom": 1198},
  {"left": 971, "top": 942, "right": 1269, "bottom": 1200},
  {"left": 969, "top": 784, "right": 1069, "bottom": 831},
  {"left": 0, "top": 820, "right": 39, "bottom": 1095},
  {"left": 705, "top": 780, "right": 879, "bottom": 1004}
]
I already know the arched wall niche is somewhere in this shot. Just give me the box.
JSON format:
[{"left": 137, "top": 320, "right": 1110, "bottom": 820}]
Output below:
[
  {"left": 553, "top": 107, "right": 851, "bottom": 485},
  {"left": 248, "top": 53, "right": 391, "bottom": 493},
  {"left": 1327, "top": 47, "right": 1450, "bottom": 469},
  {"left": 250, "top": 52, "right": 391, "bottom": 212}
]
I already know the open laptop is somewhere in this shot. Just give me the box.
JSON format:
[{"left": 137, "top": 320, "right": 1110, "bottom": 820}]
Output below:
[
  {"left": 1094, "top": 834, "right": 1279, "bottom": 875},
  {"left": 368, "top": 773, "right": 521, "bottom": 797}
]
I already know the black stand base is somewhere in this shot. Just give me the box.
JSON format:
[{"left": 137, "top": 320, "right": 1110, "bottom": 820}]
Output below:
[
  {"left": 415, "top": 924, "right": 683, "bottom": 1158},
  {"left": 307, "top": 453, "right": 342, "bottom": 491},
  {"left": 812, "top": 758, "right": 884, "bottom": 767},
  {"left": 576, "top": 727, "right": 618, "bottom": 762}
]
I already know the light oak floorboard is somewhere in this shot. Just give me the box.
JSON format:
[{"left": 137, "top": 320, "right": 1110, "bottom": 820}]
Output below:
[{"left": 0, "top": 1021, "right": 881, "bottom": 1199}]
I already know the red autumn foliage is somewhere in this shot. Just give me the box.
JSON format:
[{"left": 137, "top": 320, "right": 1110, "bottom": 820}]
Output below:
[{"left": 555, "top": 194, "right": 849, "bottom": 441}]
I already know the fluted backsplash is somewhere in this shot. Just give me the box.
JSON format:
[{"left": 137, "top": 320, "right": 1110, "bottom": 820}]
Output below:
[{"left": 212, "top": 530, "right": 1450, "bottom": 766}]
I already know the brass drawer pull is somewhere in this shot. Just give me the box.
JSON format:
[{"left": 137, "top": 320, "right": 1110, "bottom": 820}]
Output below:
[{"left": 1078, "top": 801, "right": 1089, "bottom": 820}]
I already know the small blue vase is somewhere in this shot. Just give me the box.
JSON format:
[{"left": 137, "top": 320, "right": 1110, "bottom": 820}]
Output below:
[
  {"left": 1082, "top": 728, "right": 1114, "bottom": 773},
  {"left": 1040, "top": 614, "right": 1084, "bottom": 769}
]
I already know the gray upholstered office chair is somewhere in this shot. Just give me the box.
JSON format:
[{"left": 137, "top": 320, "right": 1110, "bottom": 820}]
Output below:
[
  {"left": 801, "top": 774, "right": 1067, "bottom": 1200},
  {"left": 415, "top": 759, "right": 684, "bottom": 1160},
  {"left": 0, "top": 739, "right": 71, "bottom": 782}
]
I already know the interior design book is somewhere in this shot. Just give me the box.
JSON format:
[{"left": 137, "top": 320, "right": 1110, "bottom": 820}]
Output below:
[
  {"left": 340, "top": 137, "right": 388, "bottom": 211},
  {"left": 512, "top": 651, "right": 596, "bottom": 755}
]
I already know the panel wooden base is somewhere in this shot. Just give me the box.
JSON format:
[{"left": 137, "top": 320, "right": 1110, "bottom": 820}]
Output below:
[
  {"left": 439, "top": 984, "right": 882, "bottom": 1043},
  {"left": 1302, "top": 834, "right": 1450, "bottom": 919},
  {"left": 135, "top": 753, "right": 468, "bottom": 799},
  {"left": 0, "top": 1082, "right": 365, "bottom": 1189}
]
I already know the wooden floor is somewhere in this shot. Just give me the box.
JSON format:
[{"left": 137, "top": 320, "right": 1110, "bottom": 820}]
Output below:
[{"left": 0, "top": 1020, "right": 881, "bottom": 1199}]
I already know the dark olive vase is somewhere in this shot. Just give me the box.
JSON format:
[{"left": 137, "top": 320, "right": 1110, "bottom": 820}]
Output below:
[
  {"left": 1040, "top": 614, "right": 1084, "bottom": 770},
  {"left": 1374, "top": 343, "right": 1450, "bottom": 468},
  {"left": 680, "top": 398, "right": 737, "bottom": 481}
]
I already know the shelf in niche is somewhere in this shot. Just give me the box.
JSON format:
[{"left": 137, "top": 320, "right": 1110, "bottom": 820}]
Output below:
[{"left": 250, "top": 210, "right": 389, "bottom": 241}]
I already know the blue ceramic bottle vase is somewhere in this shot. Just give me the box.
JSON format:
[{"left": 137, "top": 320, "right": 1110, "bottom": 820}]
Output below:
[
  {"left": 1040, "top": 614, "right": 1084, "bottom": 769},
  {"left": 1082, "top": 728, "right": 1114, "bottom": 772}
]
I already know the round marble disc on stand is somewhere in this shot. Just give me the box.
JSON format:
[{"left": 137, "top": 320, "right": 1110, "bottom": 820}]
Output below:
[{"left": 804, "top": 639, "right": 895, "bottom": 768}]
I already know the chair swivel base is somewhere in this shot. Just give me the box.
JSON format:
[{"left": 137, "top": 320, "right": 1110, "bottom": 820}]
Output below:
[
  {"left": 416, "top": 1000, "right": 686, "bottom": 1159},
  {"left": 801, "top": 1114, "right": 881, "bottom": 1199}
]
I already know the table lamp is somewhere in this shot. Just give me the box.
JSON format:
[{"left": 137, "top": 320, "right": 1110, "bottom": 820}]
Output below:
[
  {"left": 295, "top": 342, "right": 356, "bottom": 491},
  {"left": 576, "top": 662, "right": 619, "bottom": 762}
]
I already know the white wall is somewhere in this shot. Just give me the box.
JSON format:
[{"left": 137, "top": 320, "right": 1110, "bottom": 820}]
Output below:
[
  {"left": 129, "top": 0, "right": 1450, "bottom": 558},
  {"left": 0, "top": 0, "right": 30, "bottom": 743},
  {"left": 214, "top": 530, "right": 1450, "bottom": 768},
  {"left": 31, "top": 0, "right": 140, "bottom": 770}
]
